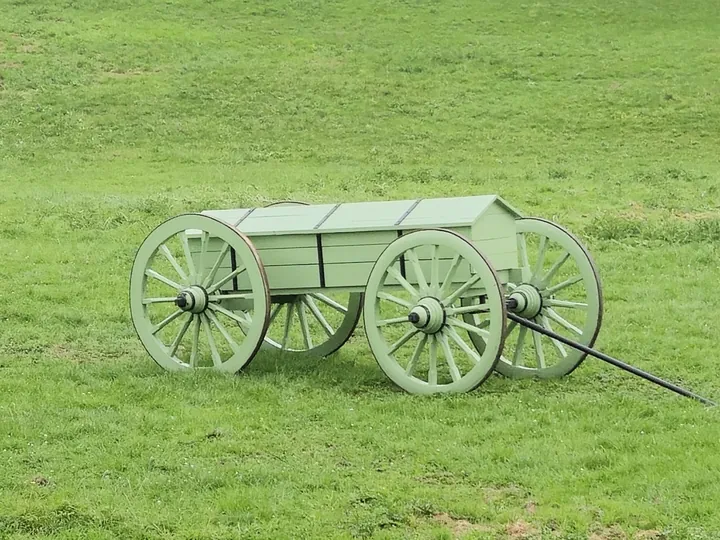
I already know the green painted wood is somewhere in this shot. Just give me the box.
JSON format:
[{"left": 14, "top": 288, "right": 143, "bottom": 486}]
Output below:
[
  {"left": 192, "top": 237, "right": 518, "bottom": 292},
  {"left": 324, "top": 259, "right": 488, "bottom": 290},
  {"left": 323, "top": 244, "right": 388, "bottom": 265},
  {"left": 188, "top": 195, "right": 525, "bottom": 293},
  {"left": 322, "top": 230, "right": 399, "bottom": 247},
  {"left": 318, "top": 199, "right": 418, "bottom": 230},
  {"left": 471, "top": 211, "right": 518, "bottom": 241},
  {"left": 233, "top": 264, "right": 321, "bottom": 291},
  {"left": 200, "top": 195, "right": 523, "bottom": 237},
  {"left": 463, "top": 217, "right": 603, "bottom": 380},
  {"left": 191, "top": 233, "right": 317, "bottom": 250},
  {"left": 261, "top": 292, "right": 364, "bottom": 357},
  {"left": 191, "top": 246, "right": 319, "bottom": 268},
  {"left": 362, "top": 229, "right": 507, "bottom": 394},
  {"left": 129, "top": 214, "right": 270, "bottom": 373}
]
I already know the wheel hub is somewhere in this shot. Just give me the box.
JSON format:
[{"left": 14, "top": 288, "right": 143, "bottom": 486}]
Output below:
[
  {"left": 407, "top": 297, "right": 446, "bottom": 334},
  {"left": 507, "top": 284, "right": 543, "bottom": 319},
  {"left": 175, "top": 286, "right": 209, "bottom": 314}
]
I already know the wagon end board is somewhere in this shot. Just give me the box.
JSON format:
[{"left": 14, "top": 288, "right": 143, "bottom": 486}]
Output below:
[{"left": 189, "top": 195, "right": 523, "bottom": 294}]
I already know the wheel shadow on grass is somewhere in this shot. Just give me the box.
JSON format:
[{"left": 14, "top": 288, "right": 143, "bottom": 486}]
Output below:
[
  {"left": 237, "top": 340, "right": 581, "bottom": 398},
  {"left": 239, "top": 342, "right": 398, "bottom": 395},
  {"left": 127, "top": 338, "right": 590, "bottom": 399}
]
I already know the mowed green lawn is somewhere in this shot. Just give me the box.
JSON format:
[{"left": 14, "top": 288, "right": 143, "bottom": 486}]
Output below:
[{"left": 1, "top": 1, "right": 720, "bottom": 538}]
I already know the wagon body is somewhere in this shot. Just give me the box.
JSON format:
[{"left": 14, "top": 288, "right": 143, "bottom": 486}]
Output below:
[{"left": 190, "top": 195, "right": 524, "bottom": 296}]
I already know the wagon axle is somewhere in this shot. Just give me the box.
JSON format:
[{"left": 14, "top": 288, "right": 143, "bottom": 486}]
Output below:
[
  {"left": 407, "top": 298, "right": 447, "bottom": 334},
  {"left": 174, "top": 286, "right": 209, "bottom": 314}
]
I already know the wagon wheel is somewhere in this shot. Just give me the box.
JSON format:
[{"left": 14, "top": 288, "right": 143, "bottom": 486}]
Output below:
[
  {"left": 130, "top": 214, "right": 270, "bottom": 372},
  {"left": 258, "top": 200, "right": 364, "bottom": 357},
  {"left": 363, "top": 229, "right": 506, "bottom": 394},
  {"left": 462, "top": 217, "right": 603, "bottom": 378}
]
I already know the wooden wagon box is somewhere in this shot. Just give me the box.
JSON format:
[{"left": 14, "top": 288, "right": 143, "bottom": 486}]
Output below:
[{"left": 193, "top": 195, "right": 524, "bottom": 295}]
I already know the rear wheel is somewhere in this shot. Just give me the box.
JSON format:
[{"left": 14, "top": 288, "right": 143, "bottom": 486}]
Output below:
[{"left": 256, "top": 200, "right": 364, "bottom": 357}]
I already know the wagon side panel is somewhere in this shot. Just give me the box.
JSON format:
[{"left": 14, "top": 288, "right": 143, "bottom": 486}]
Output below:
[
  {"left": 188, "top": 233, "right": 322, "bottom": 293},
  {"left": 470, "top": 204, "right": 519, "bottom": 275}
]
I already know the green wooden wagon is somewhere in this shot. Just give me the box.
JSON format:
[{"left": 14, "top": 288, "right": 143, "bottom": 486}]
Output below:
[{"left": 129, "top": 195, "right": 603, "bottom": 394}]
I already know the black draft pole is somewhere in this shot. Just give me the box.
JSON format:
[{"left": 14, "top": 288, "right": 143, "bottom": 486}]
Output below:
[{"left": 506, "top": 313, "right": 717, "bottom": 407}]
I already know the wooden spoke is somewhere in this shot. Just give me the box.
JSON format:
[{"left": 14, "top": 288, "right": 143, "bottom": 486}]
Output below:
[
  {"left": 445, "top": 326, "right": 481, "bottom": 365},
  {"left": 143, "top": 297, "right": 177, "bottom": 305},
  {"left": 388, "top": 328, "right": 419, "bottom": 355},
  {"left": 532, "top": 236, "right": 548, "bottom": 280},
  {"left": 377, "top": 291, "right": 413, "bottom": 309},
  {"left": 505, "top": 320, "right": 518, "bottom": 336},
  {"left": 387, "top": 266, "right": 419, "bottom": 299},
  {"left": 206, "top": 310, "right": 241, "bottom": 355},
  {"left": 428, "top": 336, "right": 438, "bottom": 385},
  {"left": 310, "top": 293, "right": 348, "bottom": 313},
  {"left": 544, "top": 307, "right": 583, "bottom": 335},
  {"left": 207, "top": 266, "right": 247, "bottom": 295},
  {"left": 545, "top": 274, "right": 582, "bottom": 295},
  {"left": 159, "top": 244, "right": 189, "bottom": 284},
  {"left": 406, "top": 248, "right": 428, "bottom": 295},
  {"left": 532, "top": 329, "right": 546, "bottom": 369},
  {"left": 201, "top": 313, "right": 222, "bottom": 367},
  {"left": 438, "top": 333, "right": 461, "bottom": 382},
  {"left": 297, "top": 300, "right": 313, "bottom": 349},
  {"left": 302, "top": 296, "right": 334, "bottom": 337},
  {"left": 446, "top": 304, "right": 491, "bottom": 316},
  {"left": 447, "top": 316, "right": 491, "bottom": 339},
  {"left": 207, "top": 293, "right": 253, "bottom": 302},
  {"left": 146, "top": 269, "right": 182, "bottom": 291},
  {"left": 281, "top": 302, "right": 294, "bottom": 349},
  {"left": 190, "top": 315, "right": 201, "bottom": 367},
  {"left": 208, "top": 303, "right": 252, "bottom": 331},
  {"left": 201, "top": 242, "right": 232, "bottom": 289},
  {"left": 197, "top": 231, "right": 209, "bottom": 283},
  {"left": 430, "top": 245, "right": 440, "bottom": 291},
  {"left": 168, "top": 313, "right": 193, "bottom": 357},
  {"left": 512, "top": 326, "right": 528, "bottom": 366},
  {"left": 179, "top": 231, "right": 198, "bottom": 283},
  {"left": 545, "top": 298, "right": 588, "bottom": 310},
  {"left": 268, "top": 303, "right": 284, "bottom": 324},
  {"left": 151, "top": 309, "right": 184, "bottom": 335},
  {"left": 541, "top": 251, "right": 570, "bottom": 285},
  {"left": 442, "top": 273, "right": 482, "bottom": 306},
  {"left": 376, "top": 316, "right": 410, "bottom": 327},
  {"left": 518, "top": 234, "right": 530, "bottom": 270},
  {"left": 439, "top": 254, "right": 462, "bottom": 298},
  {"left": 540, "top": 315, "right": 568, "bottom": 358},
  {"left": 405, "top": 334, "right": 428, "bottom": 376}
]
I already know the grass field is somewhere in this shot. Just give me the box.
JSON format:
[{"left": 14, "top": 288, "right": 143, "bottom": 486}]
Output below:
[{"left": 2, "top": 1, "right": 720, "bottom": 538}]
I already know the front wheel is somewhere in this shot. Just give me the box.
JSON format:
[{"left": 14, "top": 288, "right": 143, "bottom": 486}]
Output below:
[
  {"left": 129, "top": 214, "right": 271, "bottom": 372},
  {"left": 363, "top": 229, "right": 506, "bottom": 394},
  {"left": 462, "top": 217, "right": 603, "bottom": 379}
]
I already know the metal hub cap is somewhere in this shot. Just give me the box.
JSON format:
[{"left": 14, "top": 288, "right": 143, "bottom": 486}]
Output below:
[
  {"left": 407, "top": 297, "right": 446, "bottom": 334},
  {"left": 508, "top": 284, "right": 543, "bottom": 319},
  {"left": 175, "top": 286, "right": 209, "bottom": 314}
]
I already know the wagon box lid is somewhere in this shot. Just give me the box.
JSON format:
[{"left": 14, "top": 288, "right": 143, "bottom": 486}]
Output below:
[{"left": 199, "top": 195, "right": 522, "bottom": 236}]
